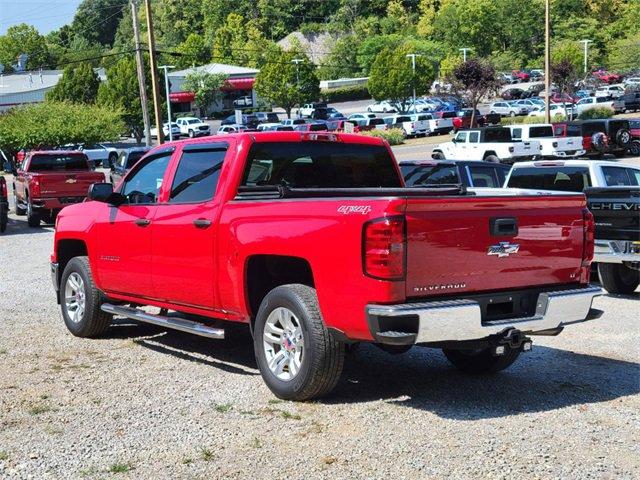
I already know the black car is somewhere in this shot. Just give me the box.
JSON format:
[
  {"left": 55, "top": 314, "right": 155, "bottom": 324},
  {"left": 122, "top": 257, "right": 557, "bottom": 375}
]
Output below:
[
  {"left": 255, "top": 112, "right": 280, "bottom": 124},
  {"left": 501, "top": 88, "right": 526, "bottom": 100},
  {"left": 110, "top": 147, "right": 151, "bottom": 185},
  {"left": 622, "top": 92, "right": 640, "bottom": 112},
  {"left": 399, "top": 160, "right": 511, "bottom": 188},
  {"left": 221, "top": 114, "right": 259, "bottom": 129}
]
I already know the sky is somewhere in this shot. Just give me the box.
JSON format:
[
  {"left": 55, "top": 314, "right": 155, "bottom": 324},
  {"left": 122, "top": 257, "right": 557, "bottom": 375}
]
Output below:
[{"left": 0, "top": 0, "right": 82, "bottom": 35}]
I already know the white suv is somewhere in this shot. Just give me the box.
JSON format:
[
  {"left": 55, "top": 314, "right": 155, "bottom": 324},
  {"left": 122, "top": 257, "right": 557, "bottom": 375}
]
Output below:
[{"left": 490, "top": 101, "right": 525, "bottom": 117}]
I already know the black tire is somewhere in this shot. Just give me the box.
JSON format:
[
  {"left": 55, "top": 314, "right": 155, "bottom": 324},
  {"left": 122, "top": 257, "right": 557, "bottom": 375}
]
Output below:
[
  {"left": 598, "top": 263, "right": 639, "bottom": 295},
  {"left": 0, "top": 206, "right": 7, "bottom": 233},
  {"left": 484, "top": 154, "right": 500, "bottom": 163},
  {"left": 26, "top": 199, "right": 40, "bottom": 227},
  {"left": 432, "top": 151, "right": 446, "bottom": 160},
  {"left": 188, "top": 130, "right": 195, "bottom": 138},
  {"left": 628, "top": 140, "right": 640, "bottom": 156},
  {"left": 253, "top": 284, "right": 345, "bottom": 401},
  {"left": 60, "top": 256, "right": 112, "bottom": 337},
  {"left": 615, "top": 129, "right": 632, "bottom": 148},
  {"left": 443, "top": 347, "right": 521, "bottom": 374}
]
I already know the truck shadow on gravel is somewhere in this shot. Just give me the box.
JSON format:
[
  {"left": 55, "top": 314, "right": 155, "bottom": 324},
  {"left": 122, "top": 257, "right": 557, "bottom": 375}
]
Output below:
[
  {"left": 328, "top": 344, "right": 639, "bottom": 419},
  {"left": 1, "top": 217, "right": 54, "bottom": 236}
]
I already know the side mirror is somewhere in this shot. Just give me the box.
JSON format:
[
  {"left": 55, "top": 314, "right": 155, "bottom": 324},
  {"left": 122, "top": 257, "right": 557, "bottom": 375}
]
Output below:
[{"left": 88, "top": 183, "right": 126, "bottom": 206}]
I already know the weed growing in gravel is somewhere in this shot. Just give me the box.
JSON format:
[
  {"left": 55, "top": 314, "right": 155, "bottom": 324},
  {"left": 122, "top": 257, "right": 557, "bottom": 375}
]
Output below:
[
  {"left": 200, "top": 448, "right": 215, "bottom": 462},
  {"left": 251, "top": 437, "right": 263, "bottom": 449},
  {"left": 214, "top": 403, "right": 232, "bottom": 413},
  {"left": 0, "top": 348, "right": 7, "bottom": 355},
  {"left": 28, "top": 403, "right": 55, "bottom": 415},
  {"left": 267, "top": 399, "right": 283, "bottom": 405},
  {"left": 181, "top": 457, "right": 193, "bottom": 465},
  {"left": 78, "top": 466, "right": 100, "bottom": 477},
  {"left": 0, "top": 451, "right": 9, "bottom": 460},
  {"left": 108, "top": 462, "right": 132, "bottom": 473},
  {"left": 280, "top": 411, "right": 301, "bottom": 420}
]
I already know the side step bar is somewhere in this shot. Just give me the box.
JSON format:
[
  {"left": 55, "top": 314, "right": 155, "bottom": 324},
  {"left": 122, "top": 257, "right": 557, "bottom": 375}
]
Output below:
[{"left": 101, "top": 303, "right": 225, "bottom": 339}]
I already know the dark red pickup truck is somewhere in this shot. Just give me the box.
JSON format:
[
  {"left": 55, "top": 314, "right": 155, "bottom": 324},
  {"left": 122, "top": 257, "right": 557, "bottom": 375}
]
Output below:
[
  {"left": 11, "top": 150, "right": 104, "bottom": 227},
  {"left": 51, "top": 132, "right": 602, "bottom": 400}
]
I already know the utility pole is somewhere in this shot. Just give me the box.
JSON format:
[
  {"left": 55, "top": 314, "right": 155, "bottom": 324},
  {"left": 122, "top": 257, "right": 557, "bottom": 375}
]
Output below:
[
  {"left": 160, "top": 65, "right": 175, "bottom": 141},
  {"left": 144, "top": 0, "right": 164, "bottom": 144},
  {"left": 544, "top": 0, "right": 551, "bottom": 124},
  {"left": 130, "top": 0, "right": 151, "bottom": 146},
  {"left": 459, "top": 48, "right": 471, "bottom": 63},
  {"left": 406, "top": 53, "right": 422, "bottom": 110},
  {"left": 579, "top": 39, "right": 592, "bottom": 74}
]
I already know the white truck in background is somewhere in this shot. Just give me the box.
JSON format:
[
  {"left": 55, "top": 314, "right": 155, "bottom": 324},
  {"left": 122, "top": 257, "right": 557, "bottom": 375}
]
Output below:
[{"left": 507, "top": 124, "right": 585, "bottom": 158}]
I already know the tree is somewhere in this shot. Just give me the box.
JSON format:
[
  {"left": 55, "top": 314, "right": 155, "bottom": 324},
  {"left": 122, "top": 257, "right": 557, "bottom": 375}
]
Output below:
[
  {"left": 69, "top": 0, "right": 126, "bottom": 47},
  {"left": 47, "top": 63, "right": 100, "bottom": 104},
  {"left": 0, "top": 24, "right": 50, "bottom": 71},
  {"left": 451, "top": 59, "right": 499, "bottom": 127},
  {"left": 175, "top": 34, "right": 211, "bottom": 69},
  {"left": 607, "top": 34, "right": 640, "bottom": 73},
  {"left": 356, "top": 34, "right": 404, "bottom": 75},
  {"left": 0, "top": 102, "right": 123, "bottom": 159},
  {"left": 416, "top": 0, "right": 437, "bottom": 37},
  {"left": 182, "top": 70, "right": 229, "bottom": 116},
  {"left": 97, "top": 58, "right": 147, "bottom": 142},
  {"left": 317, "top": 35, "right": 361, "bottom": 80},
  {"left": 368, "top": 44, "right": 436, "bottom": 113},
  {"left": 255, "top": 49, "right": 319, "bottom": 118},
  {"left": 551, "top": 59, "right": 579, "bottom": 118}
]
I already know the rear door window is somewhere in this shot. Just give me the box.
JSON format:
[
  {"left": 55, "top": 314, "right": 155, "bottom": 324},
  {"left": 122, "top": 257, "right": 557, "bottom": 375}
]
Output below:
[
  {"left": 507, "top": 167, "right": 591, "bottom": 192},
  {"left": 400, "top": 164, "right": 459, "bottom": 186},
  {"left": 168, "top": 145, "right": 227, "bottom": 203},
  {"left": 602, "top": 166, "right": 640, "bottom": 186},
  {"left": 468, "top": 165, "right": 505, "bottom": 188}
]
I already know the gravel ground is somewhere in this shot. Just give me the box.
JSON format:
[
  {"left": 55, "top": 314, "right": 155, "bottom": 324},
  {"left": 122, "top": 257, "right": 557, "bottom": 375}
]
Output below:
[{"left": 0, "top": 205, "right": 639, "bottom": 479}]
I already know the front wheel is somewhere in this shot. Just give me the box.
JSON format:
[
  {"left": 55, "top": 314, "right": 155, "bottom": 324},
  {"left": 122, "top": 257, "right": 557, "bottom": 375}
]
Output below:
[
  {"left": 443, "top": 347, "right": 520, "bottom": 374},
  {"left": 188, "top": 130, "right": 195, "bottom": 138},
  {"left": 254, "top": 284, "right": 345, "bottom": 401},
  {"left": 432, "top": 151, "right": 446, "bottom": 160},
  {"left": 484, "top": 154, "right": 500, "bottom": 163},
  {"left": 60, "top": 256, "right": 112, "bottom": 337},
  {"left": 598, "top": 263, "right": 639, "bottom": 295}
]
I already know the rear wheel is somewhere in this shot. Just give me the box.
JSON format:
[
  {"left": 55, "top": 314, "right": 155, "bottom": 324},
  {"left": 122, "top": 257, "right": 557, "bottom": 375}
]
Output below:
[
  {"left": 432, "top": 151, "right": 446, "bottom": 160},
  {"left": 254, "top": 284, "right": 345, "bottom": 401},
  {"left": 598, "top": 263, "right": 639, "bottom": 295},
  {"left": 60, "top": 256, "right": 112, "bottom": 337},
  {"left": 443, "top": 347, "right": 521, "bottom": 374},
  {"left": 510, "top": 111, "right": 516, "bottom": 117},
  {"left": 628, "top": 140, "right": 640, "bottom": 156},
  {"left": 26, "top": 199, "right": 40, "bottom": 227}
]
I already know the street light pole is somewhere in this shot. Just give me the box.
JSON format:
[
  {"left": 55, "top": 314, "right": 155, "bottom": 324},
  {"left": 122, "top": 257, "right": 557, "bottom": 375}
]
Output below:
[
  {"left": 459, "top": 48, "right": 471, "bottom": 62},
  {"left": 160, "top": 65, "right": 175, "bottom": 141},
  {"left": 406, "top": 53, "right": 422, "bottom": 110},
  {"left": 579, "top": 39, "right": 593, "bottom": 74}
]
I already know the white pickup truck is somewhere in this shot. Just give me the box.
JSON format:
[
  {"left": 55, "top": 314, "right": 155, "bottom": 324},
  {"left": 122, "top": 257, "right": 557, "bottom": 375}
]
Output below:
[
  {"left": 420, "top": 113, "right": 454, "bottom": 135},
  {"left": 507, "top": 123, "right": 585, "bottom": 158},
  {"left": 432, "top": 127, "right": 541, "bottom": 163}
]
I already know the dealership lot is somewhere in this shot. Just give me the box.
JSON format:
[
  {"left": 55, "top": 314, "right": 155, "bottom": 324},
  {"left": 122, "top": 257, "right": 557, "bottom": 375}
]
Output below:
[{"left": 0, "top": 194, "right": 638, "bottom": 479}]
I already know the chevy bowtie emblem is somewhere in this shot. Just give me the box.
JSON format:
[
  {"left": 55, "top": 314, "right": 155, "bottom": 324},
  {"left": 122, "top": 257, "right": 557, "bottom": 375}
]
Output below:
[
  {"left": 65, "top": 178, "right": 77, "bottom": 184},
  {"left": 487, "top": 242, "right": 520, "bottom": 258}
]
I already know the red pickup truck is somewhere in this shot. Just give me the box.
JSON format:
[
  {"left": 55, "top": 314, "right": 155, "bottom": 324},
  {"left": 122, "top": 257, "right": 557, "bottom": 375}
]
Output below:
[
  {"left": 51, "top": 132, "right": 602, "bottom": 400},
  {"left": 11, "top": 150, "right": 104, "bottom": 227}
]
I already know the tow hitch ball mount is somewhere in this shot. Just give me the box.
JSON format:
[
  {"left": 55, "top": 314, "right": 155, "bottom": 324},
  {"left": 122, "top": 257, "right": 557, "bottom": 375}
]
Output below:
[{"left": 492, "top": 329, "right": 532, "bottom": 356}]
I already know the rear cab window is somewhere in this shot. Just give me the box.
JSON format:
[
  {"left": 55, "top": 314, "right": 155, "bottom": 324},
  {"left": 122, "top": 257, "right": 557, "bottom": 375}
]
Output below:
[
  {"left": 28, "top": 154, "right": 88, "bottom": 171},
  {"left": 241, "top": 142, "right": 401, "bottom": 189},
  {"left": 467, "top": 165, "right": 507, "bottom": 188},
  {"left": 602, "top": 166, "right": 640, "bottom": 186},
  {"left": 507, "top": 166, "right": 592, "bottom": 192}
]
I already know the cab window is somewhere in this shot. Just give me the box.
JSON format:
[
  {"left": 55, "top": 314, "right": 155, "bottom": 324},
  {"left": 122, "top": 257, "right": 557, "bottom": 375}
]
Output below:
[
  {"left": 468, "top": 131, "right": 480, "bottom": 142},
  {"left": 510, "top": 128, "right": 522, "bottom": 140},
  {"left": 168, "top": 146, "right": 226, "bottom": 203},
  {"left": 468, "top": 165, "right": 506, "bottom": 188},
  {"left": 602, "top": 166, "right": 640, "bottom": 186},
  {"left": 455, "top": 132, "right": 468, "bottom": 143},
  {"left": 121, "top": 150, "right": 173, "bottom": 204}
]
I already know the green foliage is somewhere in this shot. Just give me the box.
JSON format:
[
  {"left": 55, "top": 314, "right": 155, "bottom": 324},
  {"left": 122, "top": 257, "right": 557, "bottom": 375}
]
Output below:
[
  {"left": 255, "top": 49, "right": 320, "bottom": 117},
  {"left": 552, "top": 40, "right": 586, "bottom": 72},
  {"left": 0, "top": 24, "right": 50, "bottom": 71},
  {"left": 356, "top": 34, "right": 404, "bottom": 75},
  {"left": 320, "top": 85, "right": 370, "bottom": 103},
  {"left": 607, "top": 34, "right": 640, "bottom": 73},
  {"left": 578, "top": 106, "right": 614, "bottom": 120},
  {"left": 500, "top": 115, "right": 566, "bottom": 125},
  {"left": 175, "top": 33, "right": 211, "bottom": 69},
  {"left": 317, "top": 36, "right": 360, "bottom": 80},
  {"left": 69, "top": 0, "right": 126, "bottom": 47},
  {"left": 182, "top": 70, "right": 229, "bottom": 115},
  {"left": 368, "top": 44, "right": 436, "bottom": 111},
  {"left": 97, "top": 58, "right": 146, "bottom": 141},
  {"left": 0, "top": 102, "right": 123, "bottom": 155},
  {"left": 211, "top": 14, "right": 275, "bottom": 69},
  {"left": 46, "top": 63, "right": 100, "bottom": 104},
  {"left": 359, "top": 128, "right": 406, "bottom": 145}
]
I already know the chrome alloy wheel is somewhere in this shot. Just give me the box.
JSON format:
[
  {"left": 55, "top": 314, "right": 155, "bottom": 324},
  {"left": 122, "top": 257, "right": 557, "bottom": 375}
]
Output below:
[
  {"left": 64, "top": 272, "right": 86, "bottom": 323},
  {"left": 263, "top": 307, "right": 304, "bottom": 381}
]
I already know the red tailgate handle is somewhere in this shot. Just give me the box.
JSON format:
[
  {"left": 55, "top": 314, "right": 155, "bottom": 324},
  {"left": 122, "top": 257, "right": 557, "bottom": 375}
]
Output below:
[{"left": 490, "top": 217, "right": 518, "bottom": 237}]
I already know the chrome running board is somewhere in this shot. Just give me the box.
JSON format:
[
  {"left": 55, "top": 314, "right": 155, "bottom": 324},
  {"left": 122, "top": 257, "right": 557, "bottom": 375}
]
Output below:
[{"left": 101, "top": 303, "right": 225, "bottom": 339}]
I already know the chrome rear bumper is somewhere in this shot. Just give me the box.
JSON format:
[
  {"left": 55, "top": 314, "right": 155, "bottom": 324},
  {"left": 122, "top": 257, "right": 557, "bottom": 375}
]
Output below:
[
  {"left": 367, "top": 285, "right": 603, "bottom": 344},
  {"left": 594, "top": 240, "right": 640, "bottom": 264}
]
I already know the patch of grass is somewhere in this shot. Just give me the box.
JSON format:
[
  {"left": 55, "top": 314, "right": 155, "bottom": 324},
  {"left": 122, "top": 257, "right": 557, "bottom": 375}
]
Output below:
[
  {"left": 280, "top": 411, "right": 301, "bottom": 420},
  {"left": 0, "top": 348, "right": 7, "bottom": 355},
  {"left": 0, "top": 451, "right": 9, "bottom": 461},
  {"left": 28, "top": 403, "right": 54, "bottom": 415},
  {"left": 239, "top": 410, "right": 255, "bottom": 415},
  {"left": 108, "top": 462, "right": 132, "bottom": 473},
  {"left": 267, "top": 399, "right": 283, "bottom": 405},
  {"left": 181, "top": 457, "right": 193, "bottom": 465},
  {"left": 79, "top": 466, "right": 100, "bottom": 477},
  {"left": 251, "top": 437, "right": 263, "bottom": 449},
  {"left": 199, "top": 447, "right": 215, "bottom": 462},
  {"left": 214, "top": 403, "right": 232, "bottom": 413}
]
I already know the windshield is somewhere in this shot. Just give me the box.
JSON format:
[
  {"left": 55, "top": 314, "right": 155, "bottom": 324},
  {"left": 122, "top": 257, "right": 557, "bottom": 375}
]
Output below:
[
  {"left": 507, "top": 167, "right": 591, "bottom": 192},
  {"left": 242, "top": 142, "right": 401, "bottom": 188},
  {"left": 187, "top": 119, "right": 200, "bottom": 124},
  {"left": 29, "top": 154, "right": 88, "bottom": 171}
]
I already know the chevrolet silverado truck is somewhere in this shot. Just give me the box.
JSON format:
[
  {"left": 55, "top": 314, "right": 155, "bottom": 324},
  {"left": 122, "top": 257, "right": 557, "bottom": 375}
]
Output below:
[
  {"left": 507, "top": 123, "right": 585, "bottom": 158},
  {"left": 11, "top": 150, "right": 105, "bottom": 227},
  {"left": 432, "top": 127, "right": 542, "bottom": 163},
  {"left": 51, "top": 132, "right": 602, "bottom": 400},
  {"left": 506, "top": 160, "right": 640, "bottom": 294}
]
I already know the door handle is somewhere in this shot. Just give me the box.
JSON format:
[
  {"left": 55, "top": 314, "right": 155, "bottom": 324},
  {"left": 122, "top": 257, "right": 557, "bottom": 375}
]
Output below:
[
  {"left": 193, "top": 218, "right": 212, "bottom": 229},
  {"left": 134, "top": 218, "right": 151, "bottom": 227}
]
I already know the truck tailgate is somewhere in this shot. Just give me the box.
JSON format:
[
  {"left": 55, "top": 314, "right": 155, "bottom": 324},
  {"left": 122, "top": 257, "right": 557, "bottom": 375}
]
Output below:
[
  {"left": 38, "top": 171, "right": 104, "bottom": 196},
  {"left": 586, "top": 187, "right": 640, "bottom": 241},
  {"left": 404, "top": 193, "right": 587, "bottom": 298}
]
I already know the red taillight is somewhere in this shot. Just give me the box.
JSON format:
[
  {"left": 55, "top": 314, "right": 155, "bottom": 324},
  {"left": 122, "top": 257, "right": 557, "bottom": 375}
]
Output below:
[
  {"left": 31, "top": 176, "right": 41, "bottom": 197},
  {"left": 363, "top": 216, "right": 406, "bottom": 280},
  {"left": 582, "top": 208, "right": 595, "bottom": 266}
]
